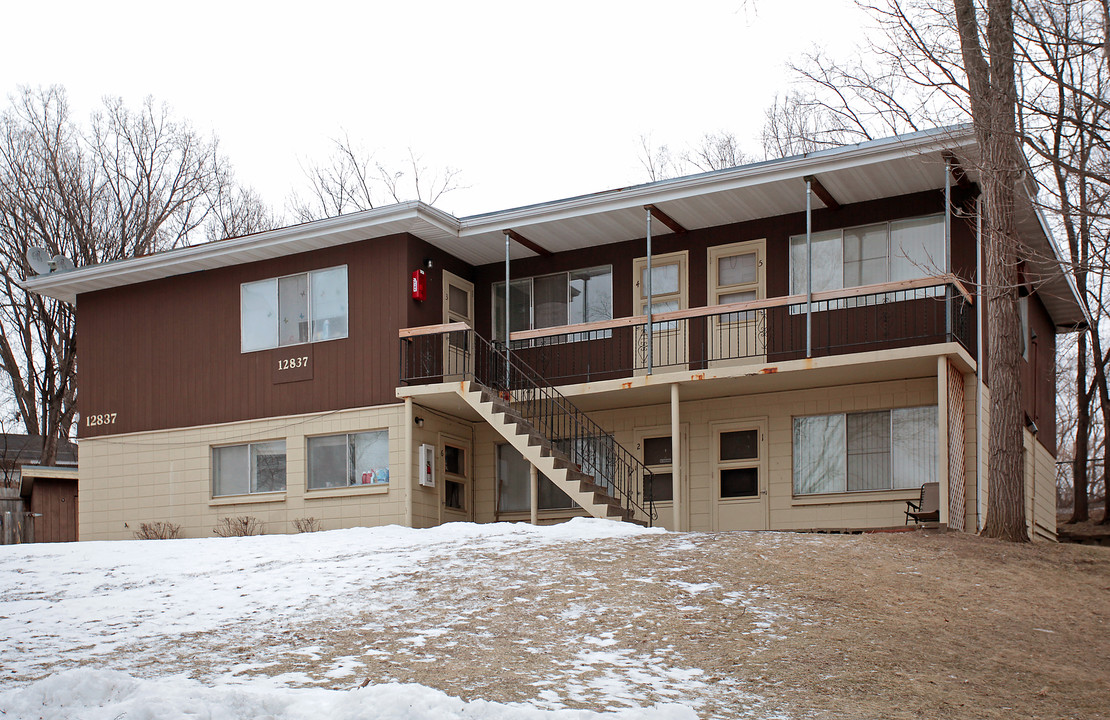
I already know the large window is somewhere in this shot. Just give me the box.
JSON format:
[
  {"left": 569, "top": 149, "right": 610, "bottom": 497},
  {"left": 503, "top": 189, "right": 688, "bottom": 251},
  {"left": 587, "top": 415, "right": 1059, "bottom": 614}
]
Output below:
[
  {"left": 497, "top": 444, "right": 574, "bottom": 512},
  {"left": 307, "top": 430, "right": 389, "bottom": 490},
  {"left": 493, "top": 265, "right": 612, "bottom": 344},
  {"left": 789, "top": 215, "right": 945, "bottom": 295},
  {"left": 241, "top": 266, "right": 348, "bottom": 352},
  {"left": 793, "top": 407, "right": 937, "bottom": 495},
  {"left": 213, "top": 440, "right": 286, "bottom": 496}
]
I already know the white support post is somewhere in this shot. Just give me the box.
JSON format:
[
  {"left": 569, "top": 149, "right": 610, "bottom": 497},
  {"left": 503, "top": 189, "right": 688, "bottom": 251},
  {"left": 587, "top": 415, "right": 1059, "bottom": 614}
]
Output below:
[
  {"left": 671, "top": 382, "right": 682, "bottom": 532},
  {"left": 404, "top": 396, "right": 414, "bottom": 528},
  {"left": 646, "top": 207, "right": 654, "bottom": 375},
  {"left": 805, "top": 179, "right": 813, "bottom": 358},
  {"left": 937, "top": 356, "right": 950, "bottom": 527}
]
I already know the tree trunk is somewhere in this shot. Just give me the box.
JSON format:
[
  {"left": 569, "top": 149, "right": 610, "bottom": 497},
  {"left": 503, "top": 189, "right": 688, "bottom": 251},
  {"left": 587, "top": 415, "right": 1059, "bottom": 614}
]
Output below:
[{"left": 954, "top": 0, "right": 1029, "bottom": 541}]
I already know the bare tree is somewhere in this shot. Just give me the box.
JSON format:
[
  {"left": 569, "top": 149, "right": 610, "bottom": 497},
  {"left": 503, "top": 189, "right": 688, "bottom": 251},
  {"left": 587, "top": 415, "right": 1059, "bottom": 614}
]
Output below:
[
  {"left": 289, "top": 134, "right": 463, "bottom": 222},
  {"left": 205, "top": 164, "right": 280, "bottom": 242},
  {"left": 0, "top": 86, "right": 256, "bottom": 464},
  {"left": 683, "top": 131, "right": 751, "bottom": 172}
]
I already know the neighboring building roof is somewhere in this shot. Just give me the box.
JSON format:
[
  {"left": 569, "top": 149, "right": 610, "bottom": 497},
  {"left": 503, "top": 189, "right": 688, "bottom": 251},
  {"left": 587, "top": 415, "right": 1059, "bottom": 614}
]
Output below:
[
  {"left": 0, "top": 434, "right": 78, "bottom": 467},
  {"left": 22, "top": 126, "right": 1086, "bottom": 328}
]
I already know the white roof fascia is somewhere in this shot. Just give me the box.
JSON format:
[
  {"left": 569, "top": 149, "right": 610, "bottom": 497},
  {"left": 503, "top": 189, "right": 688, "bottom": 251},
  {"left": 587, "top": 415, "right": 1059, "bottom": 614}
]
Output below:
[{"left": 459, "top": 127, "right": 977, "bottom": 236}]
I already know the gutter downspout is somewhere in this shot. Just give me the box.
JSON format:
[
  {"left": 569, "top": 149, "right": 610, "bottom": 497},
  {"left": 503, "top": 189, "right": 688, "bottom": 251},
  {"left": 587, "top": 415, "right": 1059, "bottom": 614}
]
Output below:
[{"left": 404, "top": 396, "right": 414, "bottom": 528}]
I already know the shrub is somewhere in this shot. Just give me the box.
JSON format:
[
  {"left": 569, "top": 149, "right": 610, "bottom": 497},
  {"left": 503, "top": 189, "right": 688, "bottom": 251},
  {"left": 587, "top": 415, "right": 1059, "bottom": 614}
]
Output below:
[
  {"left": 134, "top": 521, "right": 182, "bottom": 540},
  {"left": 293, "top": 517, "right": 322, "bottom": 533},
  {"left": 213, "top": 516, "right": 265, "bottom": 537}
]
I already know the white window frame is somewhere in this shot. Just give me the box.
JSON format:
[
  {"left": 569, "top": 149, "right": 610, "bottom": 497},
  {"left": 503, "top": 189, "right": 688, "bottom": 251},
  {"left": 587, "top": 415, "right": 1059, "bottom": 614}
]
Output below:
[
  {"left": 212, "top": 440, "right": 287, "bottom": 497},
  {"left": 792, "top": 406, "right": 938, "bottom": 496},
  {"left": 788, "top": 214, "right": 946, "bottom": 296},
  {"left": 492, "top": 265, "right": 613, "bottom": 345},
  {"left": 306, "top": 430, "right": 389, "bottom": 491},
  {"left": 240, "top": 265, "right": 349, "bottom": 353}
]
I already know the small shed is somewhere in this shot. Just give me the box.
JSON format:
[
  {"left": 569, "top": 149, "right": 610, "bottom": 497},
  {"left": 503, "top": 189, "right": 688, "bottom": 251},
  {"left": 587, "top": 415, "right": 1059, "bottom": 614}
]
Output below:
[{"left": 1, "top": 435, "right": 79, "bottom": 544}]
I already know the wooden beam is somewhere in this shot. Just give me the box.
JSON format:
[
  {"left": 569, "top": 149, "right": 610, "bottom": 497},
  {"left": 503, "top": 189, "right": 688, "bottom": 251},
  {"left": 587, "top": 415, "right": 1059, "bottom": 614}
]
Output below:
[
  {"left": 803, "top": 175, "right": 840, "bottom": 211},
  {"left": 942, "top": 152, "right": 972, "bottom": 189},
  {"left": 644, "top": 204, "right": 687, "bottom": 234},
  {"left": 501, "top": 229, "right": 552, "bottom": 257}
]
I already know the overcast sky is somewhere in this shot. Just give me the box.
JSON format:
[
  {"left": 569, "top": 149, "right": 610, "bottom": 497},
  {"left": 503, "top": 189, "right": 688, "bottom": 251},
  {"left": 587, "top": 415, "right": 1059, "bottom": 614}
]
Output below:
[{"left": 1, "top": 0, "right": 870, "bottom": 218}]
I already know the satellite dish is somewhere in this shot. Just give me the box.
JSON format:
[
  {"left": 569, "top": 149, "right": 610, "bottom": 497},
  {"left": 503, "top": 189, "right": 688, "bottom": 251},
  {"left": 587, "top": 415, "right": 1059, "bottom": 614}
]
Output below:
[
  {"left": 52, "top": 255, "right": 76, "bottom": 273},
  {"left": 26, "top": 247, "right": 53, "bottom": 275}
]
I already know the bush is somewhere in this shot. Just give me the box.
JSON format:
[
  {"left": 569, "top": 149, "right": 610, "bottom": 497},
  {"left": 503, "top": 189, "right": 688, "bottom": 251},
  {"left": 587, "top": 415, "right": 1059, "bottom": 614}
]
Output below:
[
  {"left": 133, "top": 521, "right": 182, "bottom": 540},
  {"left": 213, "top": 516, "right": 265, "bottom": 537},
  {"left": 293, "top": 517, "right": 322, "bottom": 533}
]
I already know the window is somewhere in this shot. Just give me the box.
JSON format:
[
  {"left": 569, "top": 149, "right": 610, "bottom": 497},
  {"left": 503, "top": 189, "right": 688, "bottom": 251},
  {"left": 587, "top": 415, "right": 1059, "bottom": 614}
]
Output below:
[
  {"left": 633, "top": 252, "right": 687, "bottom": 331},
  {"left": 497, "top": 444, "right": 574, "bottom": 512},
  {"left": 307, "top": 430, "right": 389, "bottom": 490},
  {"left": 719, "top": 429, "right": 760, "bottom": 498},
  {"left": 789, "top": 215, "right": 945, "bottom": 295},
  {"left": 793, "top": 407, "right": 937, "bottom": 495},
  {"left": 642, "top": 436, "right": 673, "bottom": 502},
  {"left": 213, "top": 441, "right": 286, "bottom": 496},
  {"left": 444, "top": 443, "right": 466, "bottom": 511},
  {"left": 1019, "top": 296, "right": 1030, "bottom": 360},
  {"left": 241, "top": 265, "right": 348, "bottom": 352},
  {"left": 493, "top": 266, "right": 612, "bottom": 344}
]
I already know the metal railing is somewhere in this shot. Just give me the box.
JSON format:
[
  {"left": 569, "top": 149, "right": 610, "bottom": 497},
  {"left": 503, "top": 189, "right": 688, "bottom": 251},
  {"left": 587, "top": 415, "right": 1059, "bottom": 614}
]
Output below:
[
  {"left": 400, "top": 325, "right": 657, "bottom": 525},
  {"left": 498, "top": 276, "right": 974, "bottom": 385}
]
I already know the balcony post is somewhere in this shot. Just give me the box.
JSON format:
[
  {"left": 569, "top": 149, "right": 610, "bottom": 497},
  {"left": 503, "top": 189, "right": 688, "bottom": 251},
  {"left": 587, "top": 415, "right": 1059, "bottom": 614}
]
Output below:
[
  {"left": 530, "top": 463, "right": 539, "bottom": 526},
  {"left": 646, "top": 207, "right": 654, "bottom": 374},
  {"left": 945, "top": 157, "right": 953, "bottom": 340},
  {"left": 806, "top": 179, "right": 813, "bottom": 358},
  {"left": 504, "top": 231, "right": 511, "bottom": 388}
]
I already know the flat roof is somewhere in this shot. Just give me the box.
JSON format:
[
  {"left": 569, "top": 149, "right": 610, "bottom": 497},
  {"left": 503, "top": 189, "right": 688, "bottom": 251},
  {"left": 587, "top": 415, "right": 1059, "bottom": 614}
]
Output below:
[{"left": 23, "top": 126, "right": 1086, "bottom": 328}]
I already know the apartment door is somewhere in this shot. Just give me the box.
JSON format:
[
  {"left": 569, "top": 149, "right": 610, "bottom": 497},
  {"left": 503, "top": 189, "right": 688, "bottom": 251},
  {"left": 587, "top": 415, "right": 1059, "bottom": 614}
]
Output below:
[
  {"left": 708, "top": 240, "right": 766, "bottom": 365},
  {"left": 441, "top": 434, "right": 472, "bottom": 521},
  {"left": 633, "top": 251, "right": 688, "bottom": 372},
  {"left": 442, "top": 271, "right": 474, "bottom": 379},
  {"left": 713, "top": 420, "right": 768, "bottom": 531}
]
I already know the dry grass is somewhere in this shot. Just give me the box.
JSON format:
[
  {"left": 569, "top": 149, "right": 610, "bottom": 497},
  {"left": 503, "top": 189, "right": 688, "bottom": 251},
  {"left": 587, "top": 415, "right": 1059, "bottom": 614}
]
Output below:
[{"left": 147, "top": 529, "right": 1110, "bottom": 719}]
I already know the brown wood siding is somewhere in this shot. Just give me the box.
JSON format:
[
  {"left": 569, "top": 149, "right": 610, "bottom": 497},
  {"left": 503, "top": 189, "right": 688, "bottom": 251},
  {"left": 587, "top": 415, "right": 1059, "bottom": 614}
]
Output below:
[
  {"left": 30, "top": 478, "right": 78, "bottom": 542},
  {"left": 78, "top": 233, "right": 418, "bottom": 437},
  {"left": 1026, "top": 293, "right": 1057, "bottom": 455}
]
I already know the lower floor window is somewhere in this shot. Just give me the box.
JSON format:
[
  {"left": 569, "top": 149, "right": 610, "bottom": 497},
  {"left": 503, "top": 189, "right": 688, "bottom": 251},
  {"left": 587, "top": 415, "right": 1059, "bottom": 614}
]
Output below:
[
  {"left": 719, "top": 428, "right": 760, "bottom": 498},
  {"left": 793, "top": 406, "right": 936, "bottom": 495},
  {"left": 497, "top": 444, "right": 574, "bottom": 512},
  {"left": 307, "top": 430, "right": 389, "bottom": 489},
  {"left": 213, "top": 440, "right": 286, "bottom": 496}
]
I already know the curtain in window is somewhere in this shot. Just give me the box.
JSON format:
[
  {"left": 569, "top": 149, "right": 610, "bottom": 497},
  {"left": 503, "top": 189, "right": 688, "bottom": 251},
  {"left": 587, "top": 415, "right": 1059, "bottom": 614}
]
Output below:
[
  {"left": 847, "top": 411, "right": 892, "bottom": 491},
  {"left": 533, "top": 274, "right": 568, "bottom": 329},
  {"left": 278, "top": 275, "right": 308, "bottom": 346},
  {"left": 843, "top": 224, "right": 888, "bottom": 287},
  {"left": 311, "top": 267, "right": 348, "bottom": 341},
  {"left": 241, "top": 279, "right": 277, "bottom": 352},
  {"left": 789, "top": 230, "right": 843, "bottom": 295},
  {"left": 891, "top": 216, "right": 945, "bottom": 281},
  {"left": 307, "top": 435, "right": 347, "bottom": 489},
  {"left": 892, "top": 406, "right": 937, "bottom": 488},
  {"left": 213, "top": 445, "right": 250, "bottom": 496},
  {"left": 792, "top": 414, "right": 846, "bottom": 494}
]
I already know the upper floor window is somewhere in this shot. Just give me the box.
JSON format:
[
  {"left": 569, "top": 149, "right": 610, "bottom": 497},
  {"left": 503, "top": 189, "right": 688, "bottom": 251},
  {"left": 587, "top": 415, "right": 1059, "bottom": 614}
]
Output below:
[
  {"left": 492, "top": 265, "right": 612, "bottom": 343},
  {"left": 241, "top": 266, "right": 348, "bottom": 352},
  {"left": 789, "top": 215, "right": 945, "bottom": 295}
]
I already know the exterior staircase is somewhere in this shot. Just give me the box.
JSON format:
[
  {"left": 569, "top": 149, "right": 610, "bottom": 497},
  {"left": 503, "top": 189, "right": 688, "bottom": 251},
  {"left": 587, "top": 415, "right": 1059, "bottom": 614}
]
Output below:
[
  {"left": 401, "top": 324, "right": 656, "bottom": 526},
  {"left": 456, "top": 382, "right": 647, "bottom": 525}
]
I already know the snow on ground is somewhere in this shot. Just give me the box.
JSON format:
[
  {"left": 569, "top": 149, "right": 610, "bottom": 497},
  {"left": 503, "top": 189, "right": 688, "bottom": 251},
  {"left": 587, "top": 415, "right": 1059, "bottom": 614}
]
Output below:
[{"left": 0, "top": 519, "right": 788, "bottom": 719}]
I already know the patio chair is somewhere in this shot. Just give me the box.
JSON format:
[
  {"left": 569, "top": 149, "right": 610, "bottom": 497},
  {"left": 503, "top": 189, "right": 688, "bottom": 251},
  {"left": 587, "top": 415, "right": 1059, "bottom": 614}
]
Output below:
[{"left": 905, "top": 482, "right": 940, "bottom": 524}]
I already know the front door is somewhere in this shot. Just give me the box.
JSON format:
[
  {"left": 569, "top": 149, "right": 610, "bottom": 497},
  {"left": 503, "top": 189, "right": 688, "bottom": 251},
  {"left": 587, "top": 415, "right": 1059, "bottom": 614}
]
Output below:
[
  {"left": 708, "top": 240, "right": 766, "bottom": 365},
  {"left": 713, "top": 420, "right": 768, "bottom": 531},
  {"left": 442, "top": 271, "right": 474, "bottom": 379},
  {"left": 441, "top": 434, "right": 472, "bottom": 521},
  {"left": 632, "top": 251, "right": 688, "bottom": 373}
]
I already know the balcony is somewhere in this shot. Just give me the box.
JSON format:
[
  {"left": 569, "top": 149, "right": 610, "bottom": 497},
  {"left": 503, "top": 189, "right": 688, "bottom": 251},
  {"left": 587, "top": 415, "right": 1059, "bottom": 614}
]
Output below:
[{"left": 400, "top": 276, "right": 975, "bottom": 400}]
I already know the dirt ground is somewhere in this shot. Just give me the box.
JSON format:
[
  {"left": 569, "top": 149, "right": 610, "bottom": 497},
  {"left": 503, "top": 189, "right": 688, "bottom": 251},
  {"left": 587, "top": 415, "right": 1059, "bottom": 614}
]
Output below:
[{"left": 147, "top": 528, "right": 1110, "bottom": 720}]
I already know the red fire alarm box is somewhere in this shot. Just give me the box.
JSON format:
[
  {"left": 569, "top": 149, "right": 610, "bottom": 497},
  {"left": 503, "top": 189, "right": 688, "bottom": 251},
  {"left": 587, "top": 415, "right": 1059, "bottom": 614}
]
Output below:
[{"left": 412, "top": 269, "right": 427, "bottom": 301}]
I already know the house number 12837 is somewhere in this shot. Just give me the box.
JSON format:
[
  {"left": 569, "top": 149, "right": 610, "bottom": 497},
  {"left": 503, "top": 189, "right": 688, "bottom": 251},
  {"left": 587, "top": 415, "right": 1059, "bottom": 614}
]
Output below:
[
  {"left": 277, "top": 356, "right": 309, "bottom": 370},
  {"left": 86, "top": 413, "right": 117, "bottom": 427}
]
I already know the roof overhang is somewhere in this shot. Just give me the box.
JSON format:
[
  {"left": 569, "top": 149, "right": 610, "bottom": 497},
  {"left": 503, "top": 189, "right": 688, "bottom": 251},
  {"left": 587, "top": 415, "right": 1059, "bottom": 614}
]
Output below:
[{"left": 22, "top": 125, "right": 1086, "bottom": 328}]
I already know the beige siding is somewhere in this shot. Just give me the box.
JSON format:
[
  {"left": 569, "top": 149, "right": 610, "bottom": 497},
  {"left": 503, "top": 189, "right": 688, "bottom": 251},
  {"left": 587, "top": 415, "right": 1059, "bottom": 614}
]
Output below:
[
  {"left": 80, "top": 404, "right": 410, "bottom": 540},
  {"left": 1028, "top": 432, "right": 1058, "bottom": 542}
]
